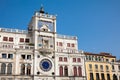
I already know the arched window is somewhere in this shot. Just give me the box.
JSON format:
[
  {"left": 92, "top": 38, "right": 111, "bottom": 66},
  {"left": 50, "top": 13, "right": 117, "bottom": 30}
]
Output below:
[
  {"left": 95, "top": 64, "right": 98, "bottom": 69},
  {"left": 107, "top": 74, "right": 110, "bottom": 80},
  {"left": 89, "top": 64, "right": 92, "bottom": 69},
  {"left": 113, "top": 74, "right": 118, "bottom": 80},
  {"left": 112, "top": 65, "right": 115, "bottom": 70},
  {"left": 64, "top": 66, "right": 68, "bottom": 76},
  {"left": 78, "top": 66, "right": 82, "bottom": 77},
  {"left": 90, "top": 73, "right": 94, "bottom": 80},
  {"left": 100, "top": 65, "right": 103, "bottom": 71},
  {"left": 89, "top": 56, "right": 91, "bottom": 60},
  {"left": 27, "top": 64, "right": 31, "bottom": 75},
  {"left": 1, "top": 63, "right": 6, "bottom": 74},
  {"left": 96, "top": 73, "right": 100, "bottom": 80},
  {"left": 106, "top": 65, "right": 109, "bottom": 71},
  {"left": 59, "top": 66, "right": 63, "bottom": 76},
  {"left": 101, "top": 73, "right": 105, "bottom": 80},
  {"left": 77, "top": 58, "right": 81, "bottom": 62},
  {"left": 21, "top": 64, "right": 25, "bottom": 75},
  {"left": 73, "top": 66, "right": 77, "bottom": 76},
  {"left": 7, "top": 63, "right": 12, "bottom": 74}
]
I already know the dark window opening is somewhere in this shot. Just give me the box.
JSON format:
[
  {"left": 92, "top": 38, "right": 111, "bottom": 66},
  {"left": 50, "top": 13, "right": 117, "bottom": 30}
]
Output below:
[
  {"left": 21, "top": 55, "right": 25, "bottom": 59},
  {"left": 1, "top": 63, "right": 6, "bottom": 74},
  {"left": 100, "top": 65, "right": 103, "bottom": 71},
  {"left": 20, "top": 38, "right": 24, "bottom": 42},
  {"left": 90, "top": 73, "right": 94, "bottom": 80},
  {"left": 73, "top": 66, "right": 77, "bottom": 76},
  {"left": 95, "top": 64, "right": 98, "bottom": 69},
  {"left": 7, "top": 63, "right": 12, "bottom": 74},
  {"left": 113, "top": 74, "right": 118, "bottom": 80},
  {"left": 59, "top": 57, "right": 62, "bottom": 61},
  {"left": 73, "top": 58, "right": 76, "bottom": 62},
  {"left": 77, "top": 58, "right": 81, "bottom": 62},
  {"left": 3, "top": 37, "right": 8, "bottom": 41},
  {"left": 59, "top": 42, "right": 63, "bottom": 46},
  {"left": 101, "top": 73, "right": 105, "bottom": 80},
  {"left": 78, "top": 66, "right": 82, "bottom": 77},
  {"left": 96, "top": 73, "right": 100, "bottom": 80},
  {"left": 89, "top": 64, "right": 92, "bottom": 69},
  {"left": 64, "top": 66, "right": 68, "bottom": 76},
  {"left": 107, "top": 74, "right": 110, "bottom": 80},
  {"left": 25, "top": 38, "right": 30, "bottom": 43},
  {"left": 118, "top": 65, "right": 120, "bottom": 71},
  {"left": 9, "top": 37, "right": 13, "bottom": 42},
  {"left": 26, "top": 64, "right": 31, "bottom": 75},
  {"left": 71, "top": 43, "right": 75, "bottom": 47},
  {"left": 21, "top": 64, "right": 25, "bottom": 75},
  {"left": 59, "top": 66, "right": 63, "bottom": 76},
  {"left": 43, "top": 28, "right": 48, "bottom": 32},
  {"left": 106, "top": 59, "right": 109, "bottom": 62},
  {"left": 57, "top": 42, "right": 58, "bottom": 46},
  {"left": 106, "top": 65, "right": 109, "bottom": 71},
  {"left": 64, "top": 57, "right": 67, "bottom": 62},
  {"left": 112, "top": 59, "right": 115, "bottom": 62},
  {"left": 67, "top": 43, "right": 70, "bottom": 47},
  {"left": 112, "top": 65, "right": 115, "bottom": 70},
  {"left": 8, "top": 54, "right": 13, "bottom": 59},
  {"left": 27, "top": 55, "right": 31, "bottom": 59},
  {"left": 2, "top": 53, "right": 7, "bottom": 58}
]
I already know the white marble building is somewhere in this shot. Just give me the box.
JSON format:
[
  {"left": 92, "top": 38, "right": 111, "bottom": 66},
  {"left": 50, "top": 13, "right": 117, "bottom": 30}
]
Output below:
[{"left": 0, "top": 7, "right": 86, "bottom": 80}]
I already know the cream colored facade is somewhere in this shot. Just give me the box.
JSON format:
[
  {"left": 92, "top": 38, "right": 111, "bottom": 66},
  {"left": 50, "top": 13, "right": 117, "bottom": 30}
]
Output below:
[
  {"left": 85, "top": 52, "right": 116, "bottom": 80},
  {"left": 112, "top": 61, "right": 120, "bottom": 80},
  {"left": 0, "top": 7, "right": 86, "bottom": 80}
]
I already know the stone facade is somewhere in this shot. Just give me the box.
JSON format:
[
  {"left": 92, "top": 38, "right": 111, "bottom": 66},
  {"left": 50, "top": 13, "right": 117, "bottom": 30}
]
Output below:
[
  {"left": 0, "top": 7, "right": 86, "bottom": 80},
  {"left": 112, "top": 61, "right": 120, "bottom": 80},
  {"left": 85, "top": 52, "right": 116, "bottom": 80}
]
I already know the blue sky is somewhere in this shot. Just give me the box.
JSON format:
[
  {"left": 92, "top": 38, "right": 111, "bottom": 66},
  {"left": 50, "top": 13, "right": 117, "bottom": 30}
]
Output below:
[{"left": 0, "top": 0, "right": 120, "bottom": 59}]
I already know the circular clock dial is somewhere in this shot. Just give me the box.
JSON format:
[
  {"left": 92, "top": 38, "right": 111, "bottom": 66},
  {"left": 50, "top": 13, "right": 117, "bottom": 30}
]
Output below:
[{"left": 40, "top": 59, "right": 52, "bottom": 72}]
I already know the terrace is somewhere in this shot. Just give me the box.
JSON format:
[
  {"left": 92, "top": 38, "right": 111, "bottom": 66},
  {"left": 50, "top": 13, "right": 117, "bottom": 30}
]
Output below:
[
  {"left": 57, "top": 34, "right": 77, "bottom": 40},
  {"left": 0, "top": 28, "right": 28, "bottom": 34}
]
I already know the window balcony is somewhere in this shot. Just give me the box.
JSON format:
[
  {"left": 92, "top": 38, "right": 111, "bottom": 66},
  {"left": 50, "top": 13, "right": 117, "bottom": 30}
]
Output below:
[
  {"left": 19, "top": 45, "right": 34, "bottom": 50},
  {"left": 38, "top": 47, "right": 54, "bottom": 55},
  {"left": 100, "top": 69, "right": 104, "bottom": 72},
  {"left": 57, "top": 49, "right": 78, "bottom": 53},
  {"left": 106, "top": 70, "right": 109, "bottom": 72},
  {"left": 95, "top": 69, "right": 99, "bottom": 72},
  {"left": 0, "top": 43, "right": 34, "bottom": 50},
  {"left": 0, "top": 43, "right": 14, "bottom": 49},
  {"left": 89, "top": 69, "right": 93, "bottom": 72},
  {"left": 112, "top": 70, "right": 115, "bottom": 72}
]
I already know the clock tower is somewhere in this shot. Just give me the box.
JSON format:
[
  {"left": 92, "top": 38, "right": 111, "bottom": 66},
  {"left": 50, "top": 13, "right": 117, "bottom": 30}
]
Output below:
[{"left": 28, "top": 6, "right": 56, "bottom": 80}]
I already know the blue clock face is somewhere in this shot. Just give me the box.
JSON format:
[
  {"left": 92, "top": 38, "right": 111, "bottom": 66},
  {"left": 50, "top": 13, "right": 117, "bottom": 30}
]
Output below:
[
  {"left": 38, "top": 20, "right": 54, "bottom": 32},
  {"left": 40, "top": 59, "right": 52, "bottom": 72}
]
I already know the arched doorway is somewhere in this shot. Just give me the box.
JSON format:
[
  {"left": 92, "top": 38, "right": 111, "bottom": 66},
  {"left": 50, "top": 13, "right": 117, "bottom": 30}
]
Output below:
[{"left": 113, "top": 74, "right": 118, "bottom": 80}]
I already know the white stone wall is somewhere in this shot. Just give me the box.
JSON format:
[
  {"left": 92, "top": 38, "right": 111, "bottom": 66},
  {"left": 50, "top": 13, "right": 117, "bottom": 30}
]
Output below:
[{"left": 0, "top": 10, "right": 86, "bottom": 80}]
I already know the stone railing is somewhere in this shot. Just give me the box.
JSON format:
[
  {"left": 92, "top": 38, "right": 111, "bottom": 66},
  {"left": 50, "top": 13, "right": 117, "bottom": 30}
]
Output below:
[
  {"left": 0, "top": 28, "right": 28, "bottom": 34},
  {"left": 35, "top": 12, "right": 56, "bottom": 19},
  {"left": 0, "top": 43, "right": 34, "bottom": 50},
  {"left": 57, "top": 34, "right": 77, "bottom": 40}
]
